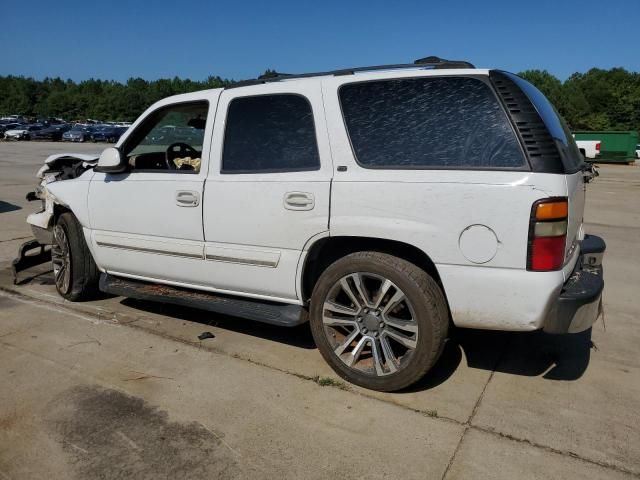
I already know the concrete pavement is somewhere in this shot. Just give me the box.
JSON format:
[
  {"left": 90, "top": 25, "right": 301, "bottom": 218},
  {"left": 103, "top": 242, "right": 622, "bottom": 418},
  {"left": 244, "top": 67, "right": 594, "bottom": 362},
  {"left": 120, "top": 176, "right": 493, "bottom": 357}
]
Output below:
[{"left": 1, "top": 141, "right": 638, "bottom": 479}]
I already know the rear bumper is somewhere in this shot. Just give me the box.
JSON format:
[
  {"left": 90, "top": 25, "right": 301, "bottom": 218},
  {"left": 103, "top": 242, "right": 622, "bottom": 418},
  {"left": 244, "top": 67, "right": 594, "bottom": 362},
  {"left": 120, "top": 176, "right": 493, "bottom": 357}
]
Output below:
[{"left": 543, "top": 235, "right": 605, "bottom": 334}]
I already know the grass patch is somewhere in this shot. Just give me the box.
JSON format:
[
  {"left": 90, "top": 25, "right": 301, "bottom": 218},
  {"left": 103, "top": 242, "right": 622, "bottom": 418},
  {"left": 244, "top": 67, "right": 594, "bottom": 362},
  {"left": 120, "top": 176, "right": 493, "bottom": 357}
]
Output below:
[
  {"left": 312, "top": 376, "right": 349, "bottom": 390},
  {"left": 424, "top": 409, "right": 438, "bottom": 418}
]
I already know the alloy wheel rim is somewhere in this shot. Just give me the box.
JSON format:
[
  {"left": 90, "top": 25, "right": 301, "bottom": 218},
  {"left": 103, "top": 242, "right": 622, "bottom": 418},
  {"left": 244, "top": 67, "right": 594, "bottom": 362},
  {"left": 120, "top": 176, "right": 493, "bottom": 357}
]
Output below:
[
  {"left": 322, "top": 272, "right": 419, "bottom": 376},
  {"left": 52, "top": 225, "right": 71, "bottom": 293}
]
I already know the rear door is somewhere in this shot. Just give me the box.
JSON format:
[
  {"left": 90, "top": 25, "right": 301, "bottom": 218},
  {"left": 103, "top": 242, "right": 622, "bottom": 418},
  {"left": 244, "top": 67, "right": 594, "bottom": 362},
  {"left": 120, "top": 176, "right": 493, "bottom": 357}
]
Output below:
[{"left": 201, "top": 82, "right": 333, "bottom": 302}]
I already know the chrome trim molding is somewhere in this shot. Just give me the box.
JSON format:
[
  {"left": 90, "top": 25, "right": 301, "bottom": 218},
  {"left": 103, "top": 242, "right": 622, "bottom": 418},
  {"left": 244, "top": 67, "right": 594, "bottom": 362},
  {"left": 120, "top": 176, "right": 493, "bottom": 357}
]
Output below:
[
  {"left": 96, "top": 240, "right": 278, "bottom": 267},
  {"left": 96, "top": 241, "right": 203, "bottom": 259},
  {"left": 205, "top": 254, "right": 278, "bottom": 268}
]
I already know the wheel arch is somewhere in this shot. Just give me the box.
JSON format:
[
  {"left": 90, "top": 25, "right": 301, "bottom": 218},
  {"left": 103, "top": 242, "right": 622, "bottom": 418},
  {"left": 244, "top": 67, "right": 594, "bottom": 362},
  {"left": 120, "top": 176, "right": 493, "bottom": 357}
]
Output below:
[{"left": 300, "top": 236, "right": 447, "bottom": 305}]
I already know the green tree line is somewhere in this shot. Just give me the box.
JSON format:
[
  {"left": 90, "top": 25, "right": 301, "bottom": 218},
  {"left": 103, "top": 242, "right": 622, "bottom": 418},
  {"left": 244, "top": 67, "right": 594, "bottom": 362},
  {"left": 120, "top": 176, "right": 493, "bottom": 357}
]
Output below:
[
  {"left": 1, "top": 68, "right": 639, "bottom": 132},
  {"left": 518, "top": 68, "right": 640, "bottom": 132},
  {"left": 0, "top": 76, "right": 233, "bottom": 121}
]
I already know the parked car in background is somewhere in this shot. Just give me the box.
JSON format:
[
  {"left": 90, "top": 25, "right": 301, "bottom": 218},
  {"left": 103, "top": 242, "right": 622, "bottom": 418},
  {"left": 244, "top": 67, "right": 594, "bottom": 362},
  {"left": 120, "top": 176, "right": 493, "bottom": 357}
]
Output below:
[
  {"left": 62, "top": 125, "right": 94, "bottom": 142},
  {"left": 0, "top": 122, "right": 24, "bottom": 135},
  {"left": 90, "top": 126, "right": 128, "bottom": 143},
  {"left": 1, "top": 115, "right": 27, "bottom": 123},
  {"left": 4, "top": 124, "right": 43, "bottom": 140},
  {"left": 144, "top": 125, "right": 202, "bottom": 145},
  {"left": 30, "top": 124, "right": 72, "bottom": 141},
  {"left": 574, "top": 139, "right": 601, "bottom": 160},
  {"left": 144, "top": 125, "right": 176, "bottom": 144},
  {"left": 636, "top": 144, "right": 639, "bottom": 159},
  {"left": 36, "top": 117, "right": 66, "bottom": 126}
]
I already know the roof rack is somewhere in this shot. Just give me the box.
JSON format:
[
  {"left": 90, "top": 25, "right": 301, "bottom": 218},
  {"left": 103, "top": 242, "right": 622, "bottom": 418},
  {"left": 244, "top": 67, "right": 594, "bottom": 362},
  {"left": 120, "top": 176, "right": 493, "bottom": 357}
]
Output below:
[{"left": 227, "top": 56, "right": 475, "bottom": 89}]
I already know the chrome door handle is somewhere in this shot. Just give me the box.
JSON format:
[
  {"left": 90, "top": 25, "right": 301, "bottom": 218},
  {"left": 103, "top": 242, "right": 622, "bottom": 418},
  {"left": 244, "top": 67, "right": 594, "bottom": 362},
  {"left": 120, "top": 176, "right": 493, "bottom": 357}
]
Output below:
[
  {"left": 176, "top": 190, "right": 200, "bottom": 207},
  {"left": 284, "top": 192, "right": 315, "bottom": 211}
]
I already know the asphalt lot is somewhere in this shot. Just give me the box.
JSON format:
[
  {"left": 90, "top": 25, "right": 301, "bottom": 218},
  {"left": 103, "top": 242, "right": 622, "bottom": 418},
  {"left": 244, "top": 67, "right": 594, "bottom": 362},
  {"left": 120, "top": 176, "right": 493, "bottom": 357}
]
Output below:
[{"left": 0, "top": 141, "right": 639, "bottom": 479}]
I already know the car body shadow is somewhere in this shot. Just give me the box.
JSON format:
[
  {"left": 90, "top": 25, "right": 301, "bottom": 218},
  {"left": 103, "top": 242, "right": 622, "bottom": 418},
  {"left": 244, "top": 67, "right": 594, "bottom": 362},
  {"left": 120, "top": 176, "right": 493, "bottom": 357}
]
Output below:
[
  {"left": 118, "top": 296, "right": 594, "bottom": 390},
  {"left": 10, "top": 268, "right": 594, "bottom": 387},
  {"left": 401, "top": 326, "right": 593, "bottom": 392},
  {"left": 0, "top": 201, "right": 21, "bottom": 213}
]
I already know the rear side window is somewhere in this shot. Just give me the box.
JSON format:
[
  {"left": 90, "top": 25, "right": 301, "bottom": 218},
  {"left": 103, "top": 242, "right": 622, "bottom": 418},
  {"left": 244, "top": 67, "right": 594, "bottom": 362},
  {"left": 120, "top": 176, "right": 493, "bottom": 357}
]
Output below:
[
  {"left": 339, "top": 77, "right": 526, "bottom": 169},
  {"left": 222, "top": 94, "right": 320, "bottom": 173}
]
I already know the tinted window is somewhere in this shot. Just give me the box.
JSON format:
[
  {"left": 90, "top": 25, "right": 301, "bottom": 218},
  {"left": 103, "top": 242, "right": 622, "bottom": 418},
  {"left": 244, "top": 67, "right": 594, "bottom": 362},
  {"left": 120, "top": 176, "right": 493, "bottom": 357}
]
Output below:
[
  {"left": 502, "top": 72, "right": 566, "bottom": 144},
  {"left": 222, "top": 94, "right": 319, "bottom": 173},
  {"left": 340, "top": 77, "right": 526, "bottom": 169}
]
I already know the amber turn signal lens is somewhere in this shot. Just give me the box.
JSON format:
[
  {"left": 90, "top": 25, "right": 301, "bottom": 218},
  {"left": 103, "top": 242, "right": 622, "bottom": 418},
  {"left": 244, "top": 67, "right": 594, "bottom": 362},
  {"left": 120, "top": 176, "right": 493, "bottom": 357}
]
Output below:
[{"left": 535, "top": 201, "right": 568, "bottom": 220}]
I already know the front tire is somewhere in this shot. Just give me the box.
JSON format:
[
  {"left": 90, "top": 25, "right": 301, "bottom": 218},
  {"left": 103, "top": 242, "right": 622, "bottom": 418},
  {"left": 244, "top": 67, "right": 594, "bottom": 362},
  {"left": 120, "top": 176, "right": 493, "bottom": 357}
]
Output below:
[
  {"left": 52, "top": 212, "right": 100, "bottom": 301},
  {"left": 309, "top": 252, "right": 449, "bottom": 392}
]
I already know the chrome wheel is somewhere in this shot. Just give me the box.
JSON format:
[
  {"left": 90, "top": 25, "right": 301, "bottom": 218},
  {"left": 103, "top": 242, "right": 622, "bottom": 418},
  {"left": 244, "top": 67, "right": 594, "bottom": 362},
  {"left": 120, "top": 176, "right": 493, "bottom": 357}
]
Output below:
[
  {"left": 52, "top": 224, "right": 71, "bottom": 294},
  {"left": 322, "top": 272, "right": 419, "bottom": 376}
]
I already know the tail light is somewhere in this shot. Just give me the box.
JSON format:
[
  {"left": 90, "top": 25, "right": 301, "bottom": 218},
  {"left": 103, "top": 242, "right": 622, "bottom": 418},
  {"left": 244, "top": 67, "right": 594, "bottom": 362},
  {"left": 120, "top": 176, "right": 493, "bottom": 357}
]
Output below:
[
  {"left": 527, "top": 198, "right": 568, "bottom": 271},
  {"left": 596, "top": 142, "right": 601, "bottom": 152}
]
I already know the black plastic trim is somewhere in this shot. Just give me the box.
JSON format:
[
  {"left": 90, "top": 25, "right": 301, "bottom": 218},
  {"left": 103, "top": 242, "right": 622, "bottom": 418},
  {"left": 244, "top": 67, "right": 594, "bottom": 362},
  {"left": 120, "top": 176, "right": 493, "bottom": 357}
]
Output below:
[
  {"left": 580, "top": 233, "right": 606, "bottom": 256},
  {"left": 12, "top": 239, "right": 51, "bottom": 285},
  {"left": 489, "top": 71, "right": 564, "bottom": 174},
  {"left": 544, "top": 259, "right": 604, "bottom": 334}
]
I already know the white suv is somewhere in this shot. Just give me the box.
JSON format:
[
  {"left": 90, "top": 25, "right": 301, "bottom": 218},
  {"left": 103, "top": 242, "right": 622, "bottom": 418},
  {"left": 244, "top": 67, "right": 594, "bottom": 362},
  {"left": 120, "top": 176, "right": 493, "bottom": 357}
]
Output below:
[{"left": 24, "top": 57, "right": 605, "bottom": 391}]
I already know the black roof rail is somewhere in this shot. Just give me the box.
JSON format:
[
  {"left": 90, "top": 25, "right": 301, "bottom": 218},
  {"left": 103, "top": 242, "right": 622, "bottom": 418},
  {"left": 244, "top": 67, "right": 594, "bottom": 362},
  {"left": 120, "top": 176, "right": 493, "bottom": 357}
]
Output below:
[
  {"left": 413, "top": 56, "right": 475, "bottom": 69},
  {"left": 226, "top": 56, "right": 475, "bottom": 89},
  {"left": 258, "top": 71, "right": 293, "bottom": 80}
]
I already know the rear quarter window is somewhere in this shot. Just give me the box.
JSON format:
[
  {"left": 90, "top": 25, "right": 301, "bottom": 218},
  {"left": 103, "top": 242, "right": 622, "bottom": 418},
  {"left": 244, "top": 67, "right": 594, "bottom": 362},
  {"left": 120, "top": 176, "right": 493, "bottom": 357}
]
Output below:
[
  {"left": 339, "top": 76, "right": 526, "bottom": 169},
  {"left": 500, "top": 72, "right": 584, "bottom": 172}
]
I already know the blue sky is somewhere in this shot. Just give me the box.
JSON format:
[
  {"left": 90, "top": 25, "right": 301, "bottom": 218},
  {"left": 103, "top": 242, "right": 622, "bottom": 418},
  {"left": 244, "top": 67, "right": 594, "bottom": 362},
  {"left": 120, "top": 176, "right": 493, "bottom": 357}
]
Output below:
[{"left": 2, "top": 0, "right": 636, "bottom": 82}]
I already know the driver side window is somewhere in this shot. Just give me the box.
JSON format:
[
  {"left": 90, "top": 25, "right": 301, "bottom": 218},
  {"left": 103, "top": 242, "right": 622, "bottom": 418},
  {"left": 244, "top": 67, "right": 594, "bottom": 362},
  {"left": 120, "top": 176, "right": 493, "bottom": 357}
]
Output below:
[{"left": 123, "top": 101, "right": 208, "bottom": 173}]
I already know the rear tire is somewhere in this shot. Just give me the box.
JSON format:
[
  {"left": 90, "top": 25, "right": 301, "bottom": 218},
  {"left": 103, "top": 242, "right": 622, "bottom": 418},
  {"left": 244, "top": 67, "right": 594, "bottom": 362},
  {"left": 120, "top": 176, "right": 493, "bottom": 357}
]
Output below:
[
  {"left": 309, "top": 251, "right": 448, "bottom": 392},
  {"left": 52, "top": 212, "right": 100, "bottom": 301}
]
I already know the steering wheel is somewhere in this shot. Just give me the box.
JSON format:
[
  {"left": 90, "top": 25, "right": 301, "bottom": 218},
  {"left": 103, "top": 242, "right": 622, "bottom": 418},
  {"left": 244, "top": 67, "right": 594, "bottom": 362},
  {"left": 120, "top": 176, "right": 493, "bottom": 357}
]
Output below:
[{"left": 165, "top": 142, "right": 198, "bottom": 170}]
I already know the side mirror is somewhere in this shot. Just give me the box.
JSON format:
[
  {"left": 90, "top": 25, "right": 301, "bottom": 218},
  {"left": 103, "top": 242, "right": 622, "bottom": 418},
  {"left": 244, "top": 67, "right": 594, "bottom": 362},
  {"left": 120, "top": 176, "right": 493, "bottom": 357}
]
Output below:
[{"left": 94, "top": 147, "right": 127, "bottom": 173}]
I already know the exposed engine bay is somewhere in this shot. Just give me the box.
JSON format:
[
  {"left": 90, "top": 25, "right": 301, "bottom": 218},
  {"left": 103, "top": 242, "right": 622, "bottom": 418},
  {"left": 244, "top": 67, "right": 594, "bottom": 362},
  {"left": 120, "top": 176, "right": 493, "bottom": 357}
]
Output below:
[{"left": 34, "top": 152, "right": 99, "bottom": 188}]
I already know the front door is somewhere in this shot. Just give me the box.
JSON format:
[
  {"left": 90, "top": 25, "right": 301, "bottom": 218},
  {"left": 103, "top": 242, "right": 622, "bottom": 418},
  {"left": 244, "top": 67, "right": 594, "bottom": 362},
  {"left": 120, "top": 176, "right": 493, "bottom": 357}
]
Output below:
[{"left": 88, "top": 96, "right": 216, "bottom": 284}]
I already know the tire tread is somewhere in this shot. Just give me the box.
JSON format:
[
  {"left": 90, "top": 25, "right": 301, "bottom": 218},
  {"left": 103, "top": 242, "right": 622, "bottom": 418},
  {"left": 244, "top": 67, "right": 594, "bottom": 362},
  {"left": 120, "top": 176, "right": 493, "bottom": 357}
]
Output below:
[{"left": 57, "top": 212, "right": 100, "bottom": 301}]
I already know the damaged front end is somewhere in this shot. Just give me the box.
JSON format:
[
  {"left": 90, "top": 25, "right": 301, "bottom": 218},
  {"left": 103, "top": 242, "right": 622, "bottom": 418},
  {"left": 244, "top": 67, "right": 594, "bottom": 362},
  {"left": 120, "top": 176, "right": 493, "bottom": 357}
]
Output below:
[{"left": 13, "top": 153, "right": 98, "bottom": 284}]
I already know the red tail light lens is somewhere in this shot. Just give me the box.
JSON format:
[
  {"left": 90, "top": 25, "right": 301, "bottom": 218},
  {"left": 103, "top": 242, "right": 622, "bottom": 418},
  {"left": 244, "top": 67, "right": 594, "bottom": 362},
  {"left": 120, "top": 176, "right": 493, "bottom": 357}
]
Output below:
[
  {"left": 527, "top": 198, "right": 568, "bottom": 272},
  {"left": 596, "top": 142, "right": 601, "bottom": 151},
  {"left": 530, "top": 236, "right": 566, "bottom": 271}
]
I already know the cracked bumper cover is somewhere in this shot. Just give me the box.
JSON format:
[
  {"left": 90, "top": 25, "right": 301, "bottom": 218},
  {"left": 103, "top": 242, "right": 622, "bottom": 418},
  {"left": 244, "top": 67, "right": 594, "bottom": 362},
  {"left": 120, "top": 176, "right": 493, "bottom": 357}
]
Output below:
[{"left": 543, "top": 235, "right": 605, "bottom": 334}]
